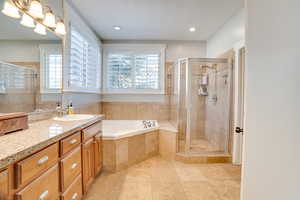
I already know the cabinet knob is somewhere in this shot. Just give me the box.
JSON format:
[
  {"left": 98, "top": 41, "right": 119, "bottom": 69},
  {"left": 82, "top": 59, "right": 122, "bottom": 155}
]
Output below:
[
  {"left": 72, "top": 192, "right": 78, "bottom": 200},
  {"left": 71, "top": 163, "right": 77, "bottom": 169},
  {"left": 70, "top": 139, "right": 77, "bottom": 144},
  {"left": 39, "top": 190, "right": 49, "bottom": 200},
  {"left": 37, "top": 156, "right": 49, "bottom": 165}
]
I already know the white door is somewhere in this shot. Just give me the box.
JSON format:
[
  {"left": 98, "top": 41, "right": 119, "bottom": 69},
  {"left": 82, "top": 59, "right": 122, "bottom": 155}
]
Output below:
[{"left": 232, "top": 45, "right": 245, "bottom": 165}]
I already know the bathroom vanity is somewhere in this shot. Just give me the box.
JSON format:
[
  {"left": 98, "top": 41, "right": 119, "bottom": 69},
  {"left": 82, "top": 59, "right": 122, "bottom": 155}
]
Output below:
[{"left": 0, "top": 115, "right": 104, "bottom": 200}]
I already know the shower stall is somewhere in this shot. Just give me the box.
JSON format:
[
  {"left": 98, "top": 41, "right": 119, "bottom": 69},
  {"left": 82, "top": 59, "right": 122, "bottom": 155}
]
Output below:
[{"left": 171, "top": 58, "right": 233, "bottom": 154}]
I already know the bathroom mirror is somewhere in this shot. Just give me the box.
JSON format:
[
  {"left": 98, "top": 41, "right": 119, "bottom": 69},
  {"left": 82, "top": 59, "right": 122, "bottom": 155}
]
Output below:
[{"left": 0, "top": 0, "right": 63, "bottom": 113}]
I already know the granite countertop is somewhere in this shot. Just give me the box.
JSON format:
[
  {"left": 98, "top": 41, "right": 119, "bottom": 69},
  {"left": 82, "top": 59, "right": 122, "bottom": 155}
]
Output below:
[{"left": 0, "top": 115, "right": 104, "bottom": 169}]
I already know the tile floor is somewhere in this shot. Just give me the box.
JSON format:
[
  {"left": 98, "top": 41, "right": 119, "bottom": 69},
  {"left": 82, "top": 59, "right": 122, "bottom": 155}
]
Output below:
[{"left": 84, "top": 156, "right": 241, "bottom": 200}]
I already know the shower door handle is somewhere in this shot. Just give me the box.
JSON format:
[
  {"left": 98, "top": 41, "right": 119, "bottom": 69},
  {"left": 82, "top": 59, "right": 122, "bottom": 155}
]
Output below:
[{"left": 235, "top": 127, "right": 244, "bottom": 134}]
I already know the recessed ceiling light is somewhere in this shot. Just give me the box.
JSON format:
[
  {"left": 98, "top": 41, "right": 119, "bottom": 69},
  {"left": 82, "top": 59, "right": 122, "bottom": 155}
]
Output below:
[
  {"left": 113, "top": 26, "right": 121, "bottom": 31},
  {"left": 189, "top": 27, "right": 196, "bottom": 32}
]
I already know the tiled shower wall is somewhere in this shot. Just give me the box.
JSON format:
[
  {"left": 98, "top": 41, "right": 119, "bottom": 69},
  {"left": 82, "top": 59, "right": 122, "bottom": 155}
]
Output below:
[{"left": 204, "top": 63, "right": 231, "bottom": 151}]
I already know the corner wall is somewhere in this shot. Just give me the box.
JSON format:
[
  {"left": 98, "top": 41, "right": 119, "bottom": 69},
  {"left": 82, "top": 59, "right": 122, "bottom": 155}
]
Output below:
[
  {"left": 207, "top": 9, "right": 245, "bottom": 58},
  {"left": 242, "top": 0, "right": 300, "bottom": 199},
  {"left": 62, "top": 1, "right": 102, "bottom": 114}
]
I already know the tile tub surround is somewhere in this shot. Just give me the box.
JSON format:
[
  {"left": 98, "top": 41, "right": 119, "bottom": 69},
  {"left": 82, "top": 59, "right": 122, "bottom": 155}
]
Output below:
[
  {"left": 101, "top": 102, "right": 170, "bottom": 121},
  {"left": 84, "top": 156, "right": 241, "bottom": 200},
  {"left": 0, "top": 114, "right": 104, "bottom": 168},
  {"left": 103, "top": 131, "right": 159, "bottom": 172},
  {"left": 102, "top": 120, "right": 178, "bottom": 172}
]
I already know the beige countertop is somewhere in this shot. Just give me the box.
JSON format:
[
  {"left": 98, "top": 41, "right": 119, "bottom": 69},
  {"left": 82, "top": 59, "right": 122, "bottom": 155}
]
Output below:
[{"left": 0, "top": 115, "right": 104, "bottom": 169}]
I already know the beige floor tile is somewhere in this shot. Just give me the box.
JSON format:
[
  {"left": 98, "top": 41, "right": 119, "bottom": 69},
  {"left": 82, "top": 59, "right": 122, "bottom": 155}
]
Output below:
[
  {"left": 125, "top": 165, "right": 152, "bottom": 182},
  {"left": 210, "top": 179, "right": 241, "bottom": 200},
  {"left": 182, "top": 181, "right": 220, "bottom": 200},
  {"left": 174, "top": 164, "right": 207, "bottom": 182},
  {"left": 197, "top": 164, "right": 231, "bottom": 180},
  {"left": 118, "top": 180, "right": 152, "bottom": 200},
  {"left": 150, "top": 166, "right": 181, "bottom": 183},
  {"left": 83, "top": 156, "right": 241, "bottom": 200},
  {"left": 151, "top": 181, "right": 188, "bottom": 200}
]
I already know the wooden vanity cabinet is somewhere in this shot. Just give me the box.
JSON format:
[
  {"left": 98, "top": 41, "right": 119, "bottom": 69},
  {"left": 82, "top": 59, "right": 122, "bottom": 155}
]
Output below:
[
  {"left": 0, "top": 169, "right": 9, "bottom": 200},
  {"left": 81, "top": 122, "right": 103, "bottom": 194},
  {"left": 0, "top": 119, "right": 103, "bottom": 200},
  {"left": 15, "top": 164, "right": 59, "bottom": 200},
  {"left": 94, "top": 134, "right": 103, "bottom": 175},
  {"left": 82, "top": 138, "right": 95, "bottom": 194}
]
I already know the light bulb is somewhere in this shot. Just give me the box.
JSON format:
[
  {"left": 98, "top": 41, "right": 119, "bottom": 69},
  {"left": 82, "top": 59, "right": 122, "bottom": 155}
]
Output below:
[
  {"left": 43, "top": 10, "right": 56, "bottom": 28},
  {"left": 20, "top": 13, "right": 35, "bottom": 28},
  {"left": 1, "top": 0, "right": 20, "bottom": 19},
  {"left": 28, "top": 0, "right": 44, "bottom": 19},
  {"left": 34, "top": 23, "right": 46, "bottom": 35},
  {"left": 55, "top": 20, "right": 66, "bottom": 35}
]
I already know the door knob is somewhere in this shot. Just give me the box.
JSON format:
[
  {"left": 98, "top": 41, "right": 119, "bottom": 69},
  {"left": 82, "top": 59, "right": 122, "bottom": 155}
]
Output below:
[{"left": 235, "top": 127, "right": 244, "bottom": 134}]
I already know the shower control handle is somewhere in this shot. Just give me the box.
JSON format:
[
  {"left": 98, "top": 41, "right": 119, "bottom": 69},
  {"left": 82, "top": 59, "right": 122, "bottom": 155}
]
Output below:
[{"left": 235, "top": 127, "right": 244, "bottom": 134}]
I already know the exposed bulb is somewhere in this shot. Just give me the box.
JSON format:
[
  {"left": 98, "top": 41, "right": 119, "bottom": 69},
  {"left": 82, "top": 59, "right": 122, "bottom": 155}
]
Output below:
[
  {"left": 55, "top": 20, "right": 66, "bottom": 35},
  {"left": 20, "top": 13, "right": 35, "bottom": 28},
  {"left": 28, "top": 0, "right": 44, "bottom": 19},
  {"left": 43, "top": 10, "right": 56, "bottom": 28},
  {"left": 34, "top": 23, "right": 46, "bottom": 35},
  {"left": 1, "top": 0, "right": 20, "bottom": 19}
]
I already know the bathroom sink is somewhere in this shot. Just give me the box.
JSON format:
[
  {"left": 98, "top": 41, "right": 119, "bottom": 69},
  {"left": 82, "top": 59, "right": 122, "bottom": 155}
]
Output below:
[{"left": 53, "top": 114, "right": 94, "bottom": 121}]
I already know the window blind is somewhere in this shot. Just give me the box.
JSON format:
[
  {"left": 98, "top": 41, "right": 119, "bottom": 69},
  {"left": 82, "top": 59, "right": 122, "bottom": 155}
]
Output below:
[
  {"left": 69, "top": 26, "right": 100, "bottom": 92},
  {"left": 106, "top": 53, "right": 160, "bottom": 90}
]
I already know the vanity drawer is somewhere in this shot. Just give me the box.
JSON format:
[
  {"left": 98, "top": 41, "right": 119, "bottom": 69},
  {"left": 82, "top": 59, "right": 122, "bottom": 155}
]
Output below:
[
  {"left": 15, "top": 143, "right": 59, "bottom": 187},
  {"left": 15, "top": 164, "right": 59, "bottom": 200},
  {"left": 82, "top": 122, "right": 102, "bottom": 141},
  {"left": 61, "top": 175, "right": 82, "bottom": 200},
  {"left": 60, "top": 132, "right": 81, "bottom": 156},
  {"left": 60, "top": 147, "right": 81, "bottom": 192}
]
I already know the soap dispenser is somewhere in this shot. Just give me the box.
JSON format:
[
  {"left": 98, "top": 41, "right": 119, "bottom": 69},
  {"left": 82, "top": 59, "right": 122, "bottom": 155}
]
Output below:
[{"left": 68, "top": 102, "right": 74, "bottom": 115}]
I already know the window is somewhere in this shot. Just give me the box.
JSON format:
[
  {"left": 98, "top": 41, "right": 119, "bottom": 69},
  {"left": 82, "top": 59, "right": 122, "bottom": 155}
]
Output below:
[
  {"left": 0, "top": 62, "right": 35, "bottom": 93},
  {"left": 39, "top": 44, "right": 62, "bottom": 93},
  {"left": 104, "top": 44, "right": 165, "bottom": 94},
  {"left": 67, "top": 25, "right": 101, "bottom": 93}
]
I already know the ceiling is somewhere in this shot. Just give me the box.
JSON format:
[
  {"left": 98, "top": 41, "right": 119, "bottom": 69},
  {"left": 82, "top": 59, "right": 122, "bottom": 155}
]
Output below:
[{"left": 71, "top": 0, "right": 244, "bottom": 41}]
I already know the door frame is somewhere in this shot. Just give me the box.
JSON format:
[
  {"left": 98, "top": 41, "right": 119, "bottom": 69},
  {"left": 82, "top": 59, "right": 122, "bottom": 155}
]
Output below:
[{"left": 232, "top": 40, "right": 246, "bottom": 164}]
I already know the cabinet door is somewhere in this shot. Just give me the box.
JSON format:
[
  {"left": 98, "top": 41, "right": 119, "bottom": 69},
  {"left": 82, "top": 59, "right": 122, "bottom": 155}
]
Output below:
[
  {"left": 0, "top": 169, "right": 9, "bottom": 200},
  {"left": 94, "top": 134, "right": 103, "bottom": 176},
  {"left": 82, "top": 138, "right": 94, "bottom": 194}
]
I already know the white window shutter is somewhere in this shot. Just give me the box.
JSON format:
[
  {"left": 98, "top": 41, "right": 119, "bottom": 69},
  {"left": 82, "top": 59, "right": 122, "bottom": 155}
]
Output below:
[
  {"left": 104, "top": 44, "right": 165, "bottom": 94},
  {"left": 68, "top": 26, "right": 101, "bottom": 93},
  {"left": 39, "top": 44, "right": 62, "bottom": 93}
]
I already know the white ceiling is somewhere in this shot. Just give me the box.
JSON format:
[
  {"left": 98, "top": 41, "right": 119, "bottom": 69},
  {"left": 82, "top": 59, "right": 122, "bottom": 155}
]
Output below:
[{"left": 71, "top": 0, "right": 244, "bottom": 41}]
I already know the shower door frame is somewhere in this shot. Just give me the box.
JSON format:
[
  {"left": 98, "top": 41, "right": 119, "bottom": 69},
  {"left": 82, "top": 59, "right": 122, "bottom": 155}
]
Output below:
[{"left": 177, "top": 58, "right": 230, "bottom": 153}]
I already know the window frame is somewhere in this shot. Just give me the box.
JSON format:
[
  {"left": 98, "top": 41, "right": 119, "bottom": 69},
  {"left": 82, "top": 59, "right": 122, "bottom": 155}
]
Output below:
[
  {"left": 39, "top": 44, "right": 63, "bottom": 94},
  {"left": 103, "top": 44, "right": 166, "bottom": 94}
]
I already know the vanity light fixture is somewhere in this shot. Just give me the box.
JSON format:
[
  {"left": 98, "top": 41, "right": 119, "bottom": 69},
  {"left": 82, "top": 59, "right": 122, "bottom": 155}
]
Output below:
[
  {"left": 55, "top": 19, "right": 66, "bottom": 35},
  {"left": 1, "top": 0, "right": 67, "bottom": 37},
  {"left": 43, "top": 8, "right": 56, "bottom": 28},
  {"left": 34, "top": 23, "right": 46, "bottom": 35},
  {"left": 20, "top": 13, "right": 35, "bottom": 28},
  {"left": 28, "top": 0, "right": 43, "bottom": 19},
  {"left": 1, "top": 0, "right": 20, "bottom": 19}
]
